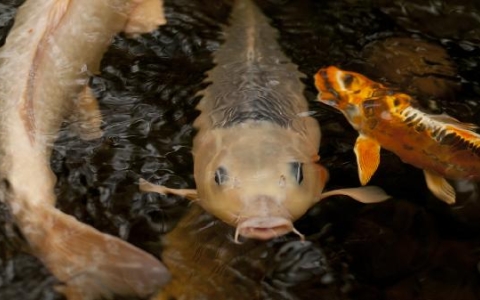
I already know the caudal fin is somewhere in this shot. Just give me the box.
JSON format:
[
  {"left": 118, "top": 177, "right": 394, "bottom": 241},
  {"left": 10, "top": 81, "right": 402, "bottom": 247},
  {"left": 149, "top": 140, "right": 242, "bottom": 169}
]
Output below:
[{"left": 17, "top": 205, "right": 170, "bottom": 299}]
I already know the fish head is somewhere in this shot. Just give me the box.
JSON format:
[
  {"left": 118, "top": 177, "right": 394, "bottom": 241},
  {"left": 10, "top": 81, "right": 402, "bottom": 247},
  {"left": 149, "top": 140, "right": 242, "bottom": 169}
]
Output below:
[
  {"left": 314, "top": 66, "right": 379, "bottom": 109},
  {"left": 193, "top": 125, "right": 328, "bottom": 241},
  {"left": 314, "top": 66, "right": 391, "bottom": 128}
]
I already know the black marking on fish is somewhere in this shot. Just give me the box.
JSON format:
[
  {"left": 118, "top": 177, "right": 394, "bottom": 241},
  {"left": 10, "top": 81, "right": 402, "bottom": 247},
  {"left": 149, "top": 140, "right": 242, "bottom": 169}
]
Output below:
[
  {"left": 440, "top": 132, "right": 480, "bottom": 156},
  {"left": 432, "top": 128, "right": 447, "bottom": 141},
  {"left": 414, "top": 122, "right": 426, "bottom": 132},
  {"left": 400, "top": 103, "right": 480, "bottom": 157},
  {"left": 439, "top": 133, "right": 460, "bottom": 146},
  {"left": 404, "top": 113, "right": 418, "bottom": 124},
  {"left": 327, "top": 86, "right": 340, "bottom": 100},
  {"left": 342, "top": 73, "right": 354, "bottom": 88},
  {"left": 321, "top": 71, "right": 340, "bottom": 101},
  {"left": 427, "top": 124, "right": 480, "bottom": 156},
  {"left": 401, "top": 109, "right": 428, "bottom": 130},
  {"left": 320, "top": 69, "right": 329, "bottom": 83}
]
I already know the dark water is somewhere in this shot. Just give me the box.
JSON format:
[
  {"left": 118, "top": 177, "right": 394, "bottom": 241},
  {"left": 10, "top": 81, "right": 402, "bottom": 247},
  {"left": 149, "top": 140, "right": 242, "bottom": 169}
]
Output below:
[{"left": 1, "top": 0, "right": 480, "bottom": 299}]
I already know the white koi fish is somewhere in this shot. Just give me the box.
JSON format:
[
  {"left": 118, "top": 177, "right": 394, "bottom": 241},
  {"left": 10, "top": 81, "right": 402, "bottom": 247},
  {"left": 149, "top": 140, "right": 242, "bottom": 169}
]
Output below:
[{"left": 0, "top": 0, "right": 169, "bottom": 299}]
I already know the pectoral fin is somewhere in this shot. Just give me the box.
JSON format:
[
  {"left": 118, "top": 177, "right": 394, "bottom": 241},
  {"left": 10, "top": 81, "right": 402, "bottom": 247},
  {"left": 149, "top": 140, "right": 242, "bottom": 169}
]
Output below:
[
  {"left": 423, "top": 170, "right": 456, "bottom": 204},
  {"left": 319, "top": 186, "right": 390, "bottom": 203},
  {"left": 70, "top": 85, "right": 103, "bottom": 140},
  {"left": 354, "top": 134, "right": 381, "bottom": 185},
  {"left": 125, "top": 0, "right": 166, "bottom": 35},
  {"left": 139, "top": 178, "right": 198, "bottom": 201}
]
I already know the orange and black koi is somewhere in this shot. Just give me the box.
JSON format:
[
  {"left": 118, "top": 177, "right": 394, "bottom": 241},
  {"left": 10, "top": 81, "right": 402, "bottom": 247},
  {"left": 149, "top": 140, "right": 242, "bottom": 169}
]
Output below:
[{"left": 314, "top": 65, "right": 480, "bottom": 204}]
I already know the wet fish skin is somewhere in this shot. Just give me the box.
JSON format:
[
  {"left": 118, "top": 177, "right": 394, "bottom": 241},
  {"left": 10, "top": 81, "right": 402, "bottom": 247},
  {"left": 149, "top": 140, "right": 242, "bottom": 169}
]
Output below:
[
  {"left": 0, "top": 0, "right": 169, "bottom": 299},
  {"left": 314, "top": 65, "right": 480, "bottom": 204},
  {"left": 141, "top": 0, "right": 389, "bottom": 241},
  {"left": 143, "top": 0, "right": 325, "bottom": 241}
]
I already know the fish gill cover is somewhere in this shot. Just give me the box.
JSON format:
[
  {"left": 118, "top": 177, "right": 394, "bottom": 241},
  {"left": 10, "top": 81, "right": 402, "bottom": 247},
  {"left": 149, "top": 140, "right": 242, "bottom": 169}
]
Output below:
[{"left": 0, "top": 0, "right": 480, "bottom": 299}]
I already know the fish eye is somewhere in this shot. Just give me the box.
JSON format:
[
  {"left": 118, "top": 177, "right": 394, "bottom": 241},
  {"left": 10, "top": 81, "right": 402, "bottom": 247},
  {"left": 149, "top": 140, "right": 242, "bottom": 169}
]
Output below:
[
  {"left": 214, "top": 166, "right": 228, "bottom": 185},
  {"left": 290, "top": 162, "right": 304, "bottom": 184}
]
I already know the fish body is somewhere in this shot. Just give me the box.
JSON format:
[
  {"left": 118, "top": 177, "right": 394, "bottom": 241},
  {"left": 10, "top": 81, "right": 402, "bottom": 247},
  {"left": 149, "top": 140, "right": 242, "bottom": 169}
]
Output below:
[
  {"left": 314, "top": 65, "right": 480, "bottom": 204},
  {"left": 191, "top": 0, "right": 325, "bottom": 241},
  {"left": 141, "top": 0, "right": 389, "bottom": 241},
  {"left": 0, "top": 0, "right": 168, "bottom": 299}
]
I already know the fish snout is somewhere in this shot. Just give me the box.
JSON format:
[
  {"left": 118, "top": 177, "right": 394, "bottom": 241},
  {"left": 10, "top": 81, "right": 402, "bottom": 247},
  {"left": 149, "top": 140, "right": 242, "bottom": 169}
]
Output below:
[
  {"left": 314, "top": 69, "right": 329, "bottom": 91},
  {"left": 235, "top": 217, "right": 294, "bottom": 241},
  {"left": 314, "top": 68, "right": 340, "bottom": 105}
]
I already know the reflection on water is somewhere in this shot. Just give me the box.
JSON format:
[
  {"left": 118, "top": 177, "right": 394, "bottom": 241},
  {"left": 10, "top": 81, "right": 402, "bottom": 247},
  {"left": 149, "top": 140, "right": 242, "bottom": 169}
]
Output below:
[
  {"left": 152, "top": 206, "right": 333, "bottom": 300},
  {"left": 1, "top": 0, "right": 480, "bottom": 299}
]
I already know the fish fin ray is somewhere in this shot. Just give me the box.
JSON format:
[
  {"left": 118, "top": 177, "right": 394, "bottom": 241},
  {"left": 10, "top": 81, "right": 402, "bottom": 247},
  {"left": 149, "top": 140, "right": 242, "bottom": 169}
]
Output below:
[
  {"left": 139, "top": 178, "right": 198, "bottom": 201},
  {"left": 354, "top": 134, "right": 381, "bottom": 185},
  {"left": 428, "top": 113, "right": 478, "bottom": 131},
  {"left": 125, "top": 0, "right": 166, "bottom": 35},
  {"left": 423, "top": 170, "right": 456, "bottom": 204},
  {"left": 319, "top": 186, "right": 390, "bottom": 203},
  {"left": 20, "top": 206, "right": 170, "bottom": 299}
]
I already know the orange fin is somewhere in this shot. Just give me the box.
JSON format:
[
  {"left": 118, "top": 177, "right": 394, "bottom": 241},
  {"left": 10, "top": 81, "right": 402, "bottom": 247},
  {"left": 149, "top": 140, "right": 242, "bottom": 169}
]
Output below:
[
  {"left": 423, "top": 170, "right": 456, "bottom": 204},
  {"left": 139, "top": 178, "right": 198, "bottom": 201},
  {"left": 428, "top": 113, "right": 478, "bottom": 131},
  {"left": 319, "top": 186, "right": 390, "bottom": 203},
  {"left": 70, "top": 85, "right": 103, "bottom": 140},
  {"left": 22, "top": 206, "right": 170, "bottom": 299},
  {"left": 125, "top": 0, "right": 166, "bottom": 36},
  {"left": 354, "top": 134, "right": 381, "bottom": 185}
]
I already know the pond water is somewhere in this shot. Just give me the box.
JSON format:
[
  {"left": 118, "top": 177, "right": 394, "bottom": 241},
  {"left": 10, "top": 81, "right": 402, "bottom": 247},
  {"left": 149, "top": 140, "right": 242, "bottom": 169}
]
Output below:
[{"left": 1, "top": 0, "right": 480, "bottom": 299}]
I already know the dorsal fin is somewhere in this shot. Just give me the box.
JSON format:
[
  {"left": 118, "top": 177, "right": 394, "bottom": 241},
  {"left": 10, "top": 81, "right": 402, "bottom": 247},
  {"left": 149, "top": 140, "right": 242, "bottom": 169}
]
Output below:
[{"left": 428, "top": 113, "right": 478, "bottom": 131}]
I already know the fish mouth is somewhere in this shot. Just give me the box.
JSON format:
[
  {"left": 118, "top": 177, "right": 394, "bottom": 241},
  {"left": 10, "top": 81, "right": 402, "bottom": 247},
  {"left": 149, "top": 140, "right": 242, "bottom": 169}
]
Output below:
[
  {"left": 314, "top": 69, "right": 329, "bottom": 92},
  {"left": 318, "top": 93, "right": 339, "bottom": 106},
  {"left": 234, "top": 217, "right": 304, "bottom": 242},
  {"left": 314, "top": 69, "right": 339, "bottom": 104}
]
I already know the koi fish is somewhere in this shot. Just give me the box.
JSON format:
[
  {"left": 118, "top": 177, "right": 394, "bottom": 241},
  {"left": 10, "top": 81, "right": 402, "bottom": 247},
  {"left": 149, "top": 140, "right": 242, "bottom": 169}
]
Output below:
[
  {"left": 0, "top": 0, "right": 168, "bottom": 299},
  {"left": 140, "top": 0, "right": 389, "bottom": 242},
  {"left": 314, "top": 65, "right": 480, "bottom": 204}
]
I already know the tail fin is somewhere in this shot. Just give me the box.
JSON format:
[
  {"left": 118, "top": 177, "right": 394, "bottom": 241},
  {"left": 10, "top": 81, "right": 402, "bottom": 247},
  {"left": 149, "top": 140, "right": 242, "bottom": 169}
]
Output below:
[{"left": 16, "top": 205, "right": 170, "bottom": 299}]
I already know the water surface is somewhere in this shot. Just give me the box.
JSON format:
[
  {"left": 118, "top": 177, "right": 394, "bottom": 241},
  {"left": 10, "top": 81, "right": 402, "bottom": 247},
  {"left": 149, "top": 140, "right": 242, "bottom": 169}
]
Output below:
[{"left": 1, "top": 0, "right": 480, "bottom": 299}]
